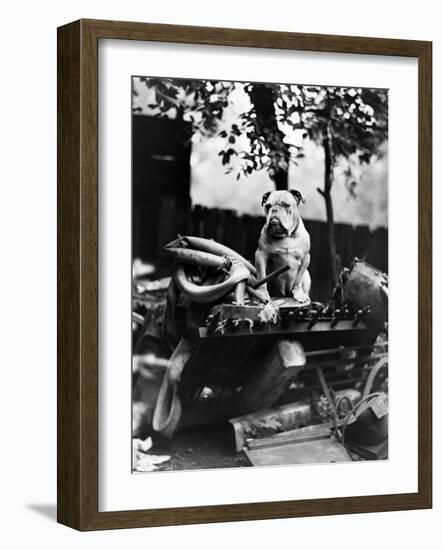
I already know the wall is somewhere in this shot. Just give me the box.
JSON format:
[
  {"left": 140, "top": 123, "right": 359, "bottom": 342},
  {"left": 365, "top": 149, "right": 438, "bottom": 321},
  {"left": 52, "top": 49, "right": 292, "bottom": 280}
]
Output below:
[{"left": 0, "top": 1, "right": 440, "bottom": 549}]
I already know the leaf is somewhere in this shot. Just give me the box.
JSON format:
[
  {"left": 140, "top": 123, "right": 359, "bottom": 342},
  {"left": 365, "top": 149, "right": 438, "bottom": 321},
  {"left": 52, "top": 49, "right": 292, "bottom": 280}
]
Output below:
[
  {"left": 133, "top": 453, "right": 171, "bottom": 472},
  {"left": 133, "top": 437, "right": 153, "bottom": 453},
  {"left": 219, "top": 148, "right": 238, "bottom": 165},
  {"left": 132, "top": 437, "right": 170, "bottom": 472}
]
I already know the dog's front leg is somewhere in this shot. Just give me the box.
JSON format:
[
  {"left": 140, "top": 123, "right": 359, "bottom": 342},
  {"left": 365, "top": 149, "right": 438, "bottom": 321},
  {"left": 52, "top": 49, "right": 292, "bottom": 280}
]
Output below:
[
  {"left": 292, "top": 253, "right": 311, "bottom": 304},
  {"left": 255, "top": 249, "right": 270, "bottom": 300}
]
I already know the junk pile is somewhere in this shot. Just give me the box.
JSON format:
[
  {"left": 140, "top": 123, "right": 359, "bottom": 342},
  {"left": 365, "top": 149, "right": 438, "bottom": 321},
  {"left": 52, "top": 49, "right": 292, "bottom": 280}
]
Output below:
[{"left": 132, "top": 237, "right": 389, "bottom": 467}]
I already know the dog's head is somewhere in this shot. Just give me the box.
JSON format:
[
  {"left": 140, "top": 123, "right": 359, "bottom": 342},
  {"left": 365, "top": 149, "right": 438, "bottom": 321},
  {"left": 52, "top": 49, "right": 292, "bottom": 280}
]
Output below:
[{"left": 262, "top": 190, "right": 305, "bottom": 238}]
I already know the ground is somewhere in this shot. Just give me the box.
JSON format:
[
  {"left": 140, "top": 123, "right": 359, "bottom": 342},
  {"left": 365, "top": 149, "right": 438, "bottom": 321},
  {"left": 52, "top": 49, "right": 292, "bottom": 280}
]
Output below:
[{"left": 150, "top": 424, "right": 250, "bottom": 471}]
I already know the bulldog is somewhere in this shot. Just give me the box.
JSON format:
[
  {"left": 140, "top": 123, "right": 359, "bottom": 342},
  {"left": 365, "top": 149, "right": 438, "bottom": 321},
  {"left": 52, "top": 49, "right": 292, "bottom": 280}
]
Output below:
[{"left": 255, "top": 189, "right": 311, "bottom": 303}]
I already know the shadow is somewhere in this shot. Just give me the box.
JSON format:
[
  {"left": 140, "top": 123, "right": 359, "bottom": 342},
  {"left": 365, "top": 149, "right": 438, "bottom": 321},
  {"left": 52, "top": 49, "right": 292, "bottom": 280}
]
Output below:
[{"left": 26, "top": 504, "right": 57, "bottom": 522}]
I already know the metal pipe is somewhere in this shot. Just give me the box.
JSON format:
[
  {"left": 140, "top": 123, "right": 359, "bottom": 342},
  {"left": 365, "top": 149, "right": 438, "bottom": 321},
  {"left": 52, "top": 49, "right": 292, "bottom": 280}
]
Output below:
[
  {"left": 245, "top": 286, "right": 269, "bottom": 304},
  {"left": 165, "top": 235, "right": 257, "bottom": 276},
  {"left": 251, "top": 264, "right": 291, "bottom": 289}
]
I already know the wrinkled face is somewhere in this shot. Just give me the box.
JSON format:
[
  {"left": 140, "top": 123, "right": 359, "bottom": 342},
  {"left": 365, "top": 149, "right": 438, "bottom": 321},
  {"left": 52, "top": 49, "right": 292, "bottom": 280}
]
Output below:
[{"left": 263, "top": 191, "right": 299, "bottom": 238}]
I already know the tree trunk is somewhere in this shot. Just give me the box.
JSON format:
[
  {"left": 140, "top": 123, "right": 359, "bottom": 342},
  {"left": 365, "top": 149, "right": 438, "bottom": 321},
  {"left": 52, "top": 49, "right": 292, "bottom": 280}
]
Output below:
[
  {"left": 319, "top": 123, "right": 339, "bottom": 286},
  {"left": 247, "top": 84, "right": 289, "bottom": 190},
  {"left": 273, "top": 170, "right": 288, "bottom": 190}
]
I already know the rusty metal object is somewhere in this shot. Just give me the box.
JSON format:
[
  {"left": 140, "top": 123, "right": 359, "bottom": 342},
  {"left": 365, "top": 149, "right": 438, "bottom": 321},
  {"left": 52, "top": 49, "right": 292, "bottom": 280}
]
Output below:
[
  {"left": 245, "top": 286, "right": 269, "bottom": 304},
  {"left": 138, "top": 249, "right": 389, "bottom": 440},
  {"left": 203, "top": 299, "right": 366, "bottom": 338},
  {"left": 245, "top": 423, "right": 332, "bottom": 450},
  {"left": 163, "top": 246, "right": 229, "bottom": 270},
  {"left": 132, "top": 311, "right": 145, "bottom": 326},
  {"left": 315, "top": 366, "right": 340, "bottom": 434},
  {"left": 339, "top": 259, "right": 388, "bottom": 336},
  {"left": 229, "top": 401, "right": 314, "bottom": 452},
  {"left": 251, "top": 263, "right": 291, "bottom": 289},
  {"left": 241, "top": 419, "right": 353, "bottom": 467},
  {"left": 229, "top": 385, "right": 365, "bottom": 453},
  {"left": 244, "top": 431, "right": 352, "bottom": 466},
  {"left": 165, "top": 235, "right": 257, "bottom": 276},
  {"left": 234, "top": 279, "right": 247, "bottom": 305},
  {"left": 152, "top": 337, "right": 194, "bottom": 439},
  {"left": 173, "top": 262, "right": 249, "bottom": 303},
  {"left": 340, "top": 392, "right": 388, "bottom": 459},
  {"left": 330, "top": 305, "right": 350, "bottom": 327},
  {"left": 362, "top": 357, "right": 388, "bottom": 397}
]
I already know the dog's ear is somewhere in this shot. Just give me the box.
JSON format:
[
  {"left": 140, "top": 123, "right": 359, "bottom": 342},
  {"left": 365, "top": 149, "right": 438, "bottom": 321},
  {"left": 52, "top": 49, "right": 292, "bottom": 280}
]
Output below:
[
  {"left": 261, "top": 191, "right": 271, "bottom": 207},
  {"left": 290, "top": 189, "right": 305, "bottom": 205}
]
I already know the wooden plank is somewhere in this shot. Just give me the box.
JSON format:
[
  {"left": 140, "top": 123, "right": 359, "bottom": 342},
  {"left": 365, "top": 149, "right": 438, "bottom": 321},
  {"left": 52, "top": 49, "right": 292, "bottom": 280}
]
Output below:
[
  {"left": 200, "top": 320, "right": 367, "bottom": 338},
  {"left": 368, "top": 227, "right": 388, "bottom": 272},
  {"left": 244, "top": 438, "right": 352, "bottom": 466},
  {"left": 237, "top": 340, "right": 306, "bottom": 413},
  {"left": 82, "top": 19, "right": 430, "bottom": 57},
  {"left": 204, "top": 207, "right": 219, "bottom": 240},
  {"left": 247, "top": 423, "right": 333, "bottom": 450},
  {"left": 215, "top": 208, "right": 226, "bottom": 244},
  {"left": 57, "top": 20, "right": 81, "bottom": 530},
  {"left": 221, "top": 209, "right": 237, "bottom": 249},
  {"left": 229, "top": 401, "right": 314, "bottom": 452},
  {"left": 191, "top": 204, "right": 204, "bottom": 236}
]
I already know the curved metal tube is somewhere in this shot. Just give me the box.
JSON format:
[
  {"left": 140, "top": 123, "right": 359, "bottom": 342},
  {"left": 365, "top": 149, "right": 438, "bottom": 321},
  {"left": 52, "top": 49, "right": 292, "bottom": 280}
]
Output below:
[
  {"left": 173, "top": 262, "right": 250, "bottom": 303},
  {"left": 163, "top": 247, "right": 229, "bottom": 270},
  {"left": 165, "top": 235, "right": 256, "bottom": 276}
]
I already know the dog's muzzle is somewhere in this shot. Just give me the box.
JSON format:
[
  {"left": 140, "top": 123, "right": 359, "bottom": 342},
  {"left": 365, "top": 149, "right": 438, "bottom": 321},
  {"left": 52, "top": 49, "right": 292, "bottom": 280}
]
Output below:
[
  {"left": 266, "top": 206, "right": 295, "bottom": 236},
  {"left": 267, "top": 217, "right": 286, "bottom": 237}
]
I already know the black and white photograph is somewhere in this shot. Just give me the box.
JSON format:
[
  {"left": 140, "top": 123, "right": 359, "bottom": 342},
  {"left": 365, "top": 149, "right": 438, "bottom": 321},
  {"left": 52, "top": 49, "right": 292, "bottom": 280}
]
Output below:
[
  {"left": 1, "top": 0, "right": 437, "bottom": 541},
  {"left": 131, "top": 75, "right": 389, "bottom": 473}
]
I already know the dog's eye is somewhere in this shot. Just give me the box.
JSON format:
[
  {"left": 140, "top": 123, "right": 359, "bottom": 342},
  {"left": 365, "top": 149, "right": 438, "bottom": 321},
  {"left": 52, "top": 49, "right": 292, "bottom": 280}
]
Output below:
[{"left": 265, "top": 204, "right": 271, "bottom": 211}]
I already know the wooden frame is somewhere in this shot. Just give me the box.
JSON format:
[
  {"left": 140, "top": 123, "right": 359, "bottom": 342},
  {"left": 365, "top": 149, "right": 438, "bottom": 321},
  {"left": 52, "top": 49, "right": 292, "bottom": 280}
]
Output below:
[{"left": 57, "top": 19, "right": 432, "bottom": 530}]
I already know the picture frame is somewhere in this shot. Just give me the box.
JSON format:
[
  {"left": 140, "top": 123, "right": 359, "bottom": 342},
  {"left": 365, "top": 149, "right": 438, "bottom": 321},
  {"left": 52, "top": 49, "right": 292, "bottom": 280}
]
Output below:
[{"left": 57, "top": 18, "right": 432, "bottom": 530}]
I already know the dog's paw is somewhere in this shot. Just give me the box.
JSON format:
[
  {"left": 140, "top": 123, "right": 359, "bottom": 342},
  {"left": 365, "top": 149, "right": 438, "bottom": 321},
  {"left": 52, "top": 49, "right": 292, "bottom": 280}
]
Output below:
[
  {"left": 256, "top": 286, "right": 271, "bottom": 302},
  {"left": 292, "top": 287, "right": 310, "bottom": 305}
]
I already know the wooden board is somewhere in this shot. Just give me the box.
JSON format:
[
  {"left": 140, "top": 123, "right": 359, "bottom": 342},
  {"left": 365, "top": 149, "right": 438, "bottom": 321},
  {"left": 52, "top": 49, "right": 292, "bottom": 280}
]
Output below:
[
  {"left": 200, "top": 320, "right": 367, "bottom": 339},
  {"left": 244, "top": 437, "right": 352, "bottom": 466}
]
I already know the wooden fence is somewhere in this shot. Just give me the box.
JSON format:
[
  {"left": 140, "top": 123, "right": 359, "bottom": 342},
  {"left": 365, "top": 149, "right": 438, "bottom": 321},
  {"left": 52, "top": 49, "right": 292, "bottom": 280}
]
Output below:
[{"left": 190, "top": 205, "right": 388, "bottom": 302}]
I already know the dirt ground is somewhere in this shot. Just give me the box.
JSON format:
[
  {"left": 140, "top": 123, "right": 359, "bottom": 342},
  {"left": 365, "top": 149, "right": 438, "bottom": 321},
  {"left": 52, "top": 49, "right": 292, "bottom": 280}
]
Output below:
[{"left": 150, "top": 423, "right": 251, "bottom": 471}]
